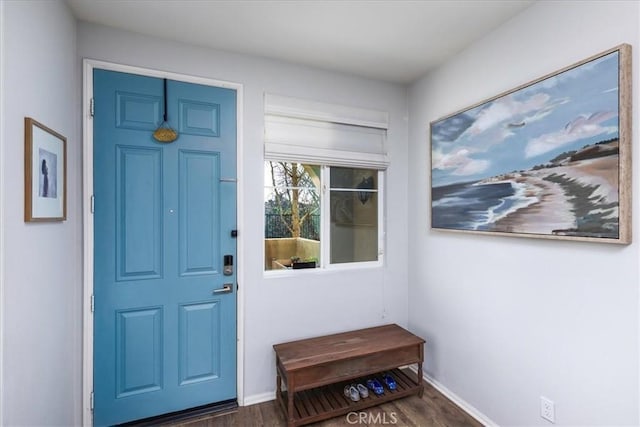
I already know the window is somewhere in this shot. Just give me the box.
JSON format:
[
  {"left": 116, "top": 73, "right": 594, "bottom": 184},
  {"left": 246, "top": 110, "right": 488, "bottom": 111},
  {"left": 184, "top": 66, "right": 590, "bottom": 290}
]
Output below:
[
  {"left": 265, "top": 162, "right": 321, "bottom": 270},
  {"left": 263, "top": 94, "right": 388, "bottom": 272},
  {"left": 264, "top": 162, "right": 382, "bottom": 271},
  {"left": 329, "top": 167, "right": 379, "bottom": 264}
]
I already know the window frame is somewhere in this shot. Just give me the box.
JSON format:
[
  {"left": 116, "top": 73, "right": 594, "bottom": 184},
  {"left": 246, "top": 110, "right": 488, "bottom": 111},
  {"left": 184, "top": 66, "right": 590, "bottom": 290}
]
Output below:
[{"left": 263, "top": 162, "right": 384, "bottom": 275}]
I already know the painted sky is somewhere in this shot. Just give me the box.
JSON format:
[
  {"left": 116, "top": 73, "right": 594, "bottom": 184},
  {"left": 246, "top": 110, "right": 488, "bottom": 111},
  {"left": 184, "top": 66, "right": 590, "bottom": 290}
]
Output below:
[{"left": 431, "top": 51, "right": 620, "bottom": 188}]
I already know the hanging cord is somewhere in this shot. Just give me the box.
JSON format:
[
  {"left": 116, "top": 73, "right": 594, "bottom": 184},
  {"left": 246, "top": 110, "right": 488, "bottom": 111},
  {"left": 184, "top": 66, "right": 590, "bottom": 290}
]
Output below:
[
  {"left": 163, "top": 78, "right": 168, "bottom": 123},
  {"left": 153, "top": 78, "right": 178, "bottom": 143}
]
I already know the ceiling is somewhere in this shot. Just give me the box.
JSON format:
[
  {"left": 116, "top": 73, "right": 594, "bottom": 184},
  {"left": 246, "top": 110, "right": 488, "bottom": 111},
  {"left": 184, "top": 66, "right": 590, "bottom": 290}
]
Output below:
[{"left": 66, "top": 0, "right": 534, "bottom": 84}]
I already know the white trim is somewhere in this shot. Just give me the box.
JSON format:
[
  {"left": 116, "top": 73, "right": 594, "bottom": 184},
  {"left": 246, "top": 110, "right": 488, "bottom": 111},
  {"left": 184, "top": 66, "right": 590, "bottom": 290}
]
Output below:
[
  {"left": 81, "top": 59, "right": 245, "bottom": 425},
  {"left": 423, "top": 374, "right": 497, "bottom": 427},
  {"left": 637, "top": 5, "right": 640, "bottom": 422},
  {"left": 242, "top": 391, "right": 276, "bottom": 407},
  {"left": 410, "top": 366, "right": 497, "bottom": 427},
  {"left": 320, "top": 166, "right": 329, "bottom": 268},
  {"left": 82, "top": 60, "right": 93, "bottom": 427},
  {"left": 0, "top": 1, "right": 5, "bottom": 423}
]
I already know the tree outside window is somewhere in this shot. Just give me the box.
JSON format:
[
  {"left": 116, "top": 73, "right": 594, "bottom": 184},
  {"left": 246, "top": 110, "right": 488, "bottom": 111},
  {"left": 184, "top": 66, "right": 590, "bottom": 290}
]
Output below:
[
  {"left": 264, "top": 162, "right": 381, "bottom": 271},
  {"left": 264, "top": 162, "right": 320, "bottom": 270}
]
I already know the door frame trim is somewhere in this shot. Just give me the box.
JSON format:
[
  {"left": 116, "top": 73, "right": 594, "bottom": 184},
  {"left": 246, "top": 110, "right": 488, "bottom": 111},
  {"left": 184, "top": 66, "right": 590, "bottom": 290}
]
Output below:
[{"left": 81, "top": 59, "right": 245, "bottom": 426}]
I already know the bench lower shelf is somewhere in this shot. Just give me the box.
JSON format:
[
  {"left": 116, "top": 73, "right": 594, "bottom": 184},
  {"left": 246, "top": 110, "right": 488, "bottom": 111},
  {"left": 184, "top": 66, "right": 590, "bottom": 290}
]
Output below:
[{"left": 276, "top": 368, "right": 422, "bottom": 426}]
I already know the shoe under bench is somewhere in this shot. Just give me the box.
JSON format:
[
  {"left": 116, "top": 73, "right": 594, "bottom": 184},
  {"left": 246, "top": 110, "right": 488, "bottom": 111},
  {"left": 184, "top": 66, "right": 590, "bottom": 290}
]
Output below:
[{"left": 272, "top": 324, "right": 425, "bottom": 427}]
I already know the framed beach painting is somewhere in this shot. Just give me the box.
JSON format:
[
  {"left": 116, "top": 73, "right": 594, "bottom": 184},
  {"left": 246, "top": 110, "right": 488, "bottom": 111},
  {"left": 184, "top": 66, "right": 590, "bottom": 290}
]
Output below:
[
  {"left": 24, "top": 117, "right": 67, "bottom": 222},
  {"left": 430, "top": 44, "right": 631, "bottom": 244}
]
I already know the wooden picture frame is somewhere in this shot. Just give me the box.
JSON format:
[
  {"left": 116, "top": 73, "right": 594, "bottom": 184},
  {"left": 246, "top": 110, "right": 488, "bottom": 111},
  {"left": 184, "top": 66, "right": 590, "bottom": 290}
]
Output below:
[
  {"left": 24, "top": 117, "right": 67, "bottom": 222},
  {"left": 430, "top": 44, "right": 631, "bottom": 244}
]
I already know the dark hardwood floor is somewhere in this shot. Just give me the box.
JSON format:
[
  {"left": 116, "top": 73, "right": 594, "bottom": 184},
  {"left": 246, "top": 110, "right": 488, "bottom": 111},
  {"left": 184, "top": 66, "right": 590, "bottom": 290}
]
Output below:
[{"left": 167, "top": 381, "right": 483, "bottom": 427}]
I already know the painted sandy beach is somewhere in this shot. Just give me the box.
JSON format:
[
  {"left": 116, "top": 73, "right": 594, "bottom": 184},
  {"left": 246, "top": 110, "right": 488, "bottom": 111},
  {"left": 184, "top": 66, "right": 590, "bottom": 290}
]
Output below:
[
  {"left": 482, "top": 140, "right": 618, "bottom": 237},
  {"left": 432, "top": 140, "right": 620, "bottom": 238},
  {"left": 430, "top": 47, "right": 627, "bottom": 240}
]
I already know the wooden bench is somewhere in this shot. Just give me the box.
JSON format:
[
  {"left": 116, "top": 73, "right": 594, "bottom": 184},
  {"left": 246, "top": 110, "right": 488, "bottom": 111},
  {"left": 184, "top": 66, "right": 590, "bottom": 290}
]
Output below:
[{"left": 273, "top": 324, "right": 425, "bottom": 427}]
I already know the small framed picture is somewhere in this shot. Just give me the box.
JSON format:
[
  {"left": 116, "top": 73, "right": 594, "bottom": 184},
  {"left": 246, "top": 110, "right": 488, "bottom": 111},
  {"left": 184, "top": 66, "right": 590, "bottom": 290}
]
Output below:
[{"left": 24, "top": 117, "right": 67, "bottom": 222}]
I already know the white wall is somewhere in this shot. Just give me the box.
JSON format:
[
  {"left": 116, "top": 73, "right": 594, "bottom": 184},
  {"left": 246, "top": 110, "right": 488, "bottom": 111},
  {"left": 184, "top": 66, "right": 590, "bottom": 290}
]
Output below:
[
  {"left": 0, "top": 3, "right": 5, "bottom": 423},
  {"left": 11, "top": 3, "right": 632, "bottom": 425},
  {"left": 0, "top": 1, "right": 81, "bottom": 426},
  {"left": 408, "top": 1, "right": 639, "bottom": 425},
  {"left": 77, "top": 23, "right": 409, "bottom": 401}
]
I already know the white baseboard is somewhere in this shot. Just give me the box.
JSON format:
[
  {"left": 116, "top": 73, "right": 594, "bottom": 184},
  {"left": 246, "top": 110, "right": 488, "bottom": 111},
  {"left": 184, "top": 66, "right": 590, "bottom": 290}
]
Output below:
[
  {"left": 409, "top": 366, "right": 498, "bottom": 427},
  {"left": 242, "top": 391, "right": 276, "bottom": 406}
]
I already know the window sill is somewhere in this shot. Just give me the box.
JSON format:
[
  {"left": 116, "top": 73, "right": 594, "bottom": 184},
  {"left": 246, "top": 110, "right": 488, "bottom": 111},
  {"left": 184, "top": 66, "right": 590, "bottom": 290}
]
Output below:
[{"left": 263, "top": 260, "right": 383, "bottom": 279}]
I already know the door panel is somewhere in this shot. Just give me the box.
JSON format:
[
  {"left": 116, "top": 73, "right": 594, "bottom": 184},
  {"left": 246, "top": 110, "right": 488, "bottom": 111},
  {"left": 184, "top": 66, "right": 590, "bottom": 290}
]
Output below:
[
  {"left": 178, "top": 301, "right": 221, "bottom": 385},
  {"left": 179, "top": 151, "right": 220, "bottom": 276},
  {"left": 179, "top": 100, "right": 220, "bottom": 136},
  {"left": 116, "top": 92, "right": 162, "bottom": 131},
  {"left": 116, "top": 307, "right": 163, "bottom": 398},
  {"left": 116, "top": 146, "right": 163, "bottom": 280},
  {"left": 93, "top": 69, "right": 237, "bottom": 426}
]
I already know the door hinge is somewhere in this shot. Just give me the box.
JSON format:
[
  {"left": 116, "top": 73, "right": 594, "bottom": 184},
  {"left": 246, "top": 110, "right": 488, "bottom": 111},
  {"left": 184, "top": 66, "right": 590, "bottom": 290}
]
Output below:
[
  {"left": 89, "top": 98, "right": 94, "bottom": 117},
  {"left": 90, "top": 294, "right": 94, "bottom": 313},
  {"left": 90, "top": 195, "right": 95, "bottom": 214},
  {"left": 90, "top": 391, "right": 94, "bottom": 410}
]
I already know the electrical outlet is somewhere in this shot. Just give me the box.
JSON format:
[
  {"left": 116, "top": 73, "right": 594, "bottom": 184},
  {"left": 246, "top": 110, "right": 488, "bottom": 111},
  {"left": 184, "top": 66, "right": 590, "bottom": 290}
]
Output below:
[{"left": 540, "top": 396, "right": 555, "bottom": 423}]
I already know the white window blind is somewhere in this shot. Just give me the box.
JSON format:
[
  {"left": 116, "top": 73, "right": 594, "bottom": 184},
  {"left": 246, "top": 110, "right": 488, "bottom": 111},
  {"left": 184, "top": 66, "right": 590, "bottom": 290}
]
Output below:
[{"left": 264, "top": 94, "right": 389, "bottom": 169}]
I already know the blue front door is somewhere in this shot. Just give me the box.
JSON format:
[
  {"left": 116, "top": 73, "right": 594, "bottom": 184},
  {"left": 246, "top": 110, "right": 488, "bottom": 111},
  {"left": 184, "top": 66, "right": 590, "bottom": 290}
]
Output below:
[{"left": 93, "top": 69, "right": 237, "bottom": 426}]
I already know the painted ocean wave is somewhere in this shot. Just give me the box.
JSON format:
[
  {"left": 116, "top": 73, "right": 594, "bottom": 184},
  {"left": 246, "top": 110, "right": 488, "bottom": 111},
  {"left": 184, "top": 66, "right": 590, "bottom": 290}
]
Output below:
[{"left": 432, "top": 180, "right": 538, "bottom": 230}]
